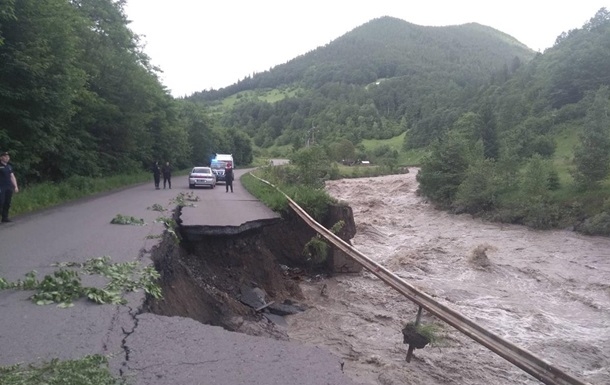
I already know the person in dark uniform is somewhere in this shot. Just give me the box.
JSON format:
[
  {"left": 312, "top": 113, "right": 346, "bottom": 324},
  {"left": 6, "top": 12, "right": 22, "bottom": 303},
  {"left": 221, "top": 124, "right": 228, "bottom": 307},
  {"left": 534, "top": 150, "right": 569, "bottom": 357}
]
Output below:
[
  {"left": 152, "top": 161, "right": 161, "bottom": 190},
  {"left": 0, "top": 151, "right": 19, "bottom": 223},
  {"left": 162, "top": 161, "right": 172, "bottom": 189},
  {"left": 225, "top": 164, "right": 234, "bottom": 193}
]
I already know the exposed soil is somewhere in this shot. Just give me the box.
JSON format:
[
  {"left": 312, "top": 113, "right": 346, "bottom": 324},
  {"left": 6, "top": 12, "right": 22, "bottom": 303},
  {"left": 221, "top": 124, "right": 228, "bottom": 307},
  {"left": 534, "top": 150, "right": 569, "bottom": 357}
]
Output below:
[
  {"left": 144, "top": 204, "right": 357, "bottom": 339},
  {"left": 145, "top": 170, "right": 610, "bottom": 385},
  {"left": 145, "top": 226, "right": 303, "bottom": 340}
]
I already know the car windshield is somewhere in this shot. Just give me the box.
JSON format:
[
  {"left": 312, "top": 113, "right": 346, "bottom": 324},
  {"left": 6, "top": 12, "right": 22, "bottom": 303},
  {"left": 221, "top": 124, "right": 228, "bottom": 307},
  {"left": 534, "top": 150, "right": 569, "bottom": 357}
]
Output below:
[
  {"left": 192, "top": 167, "right": 211, "bottom": 174},
  {"left": 210, "top": 160, "right": 227, "bottom": 169}
]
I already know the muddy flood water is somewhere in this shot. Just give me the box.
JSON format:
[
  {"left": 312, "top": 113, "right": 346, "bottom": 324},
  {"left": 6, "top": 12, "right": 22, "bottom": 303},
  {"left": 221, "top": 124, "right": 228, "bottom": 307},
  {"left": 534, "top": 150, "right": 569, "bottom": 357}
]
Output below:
[{"left": 286, "top": 170, "right": 610, "bottom": 385}]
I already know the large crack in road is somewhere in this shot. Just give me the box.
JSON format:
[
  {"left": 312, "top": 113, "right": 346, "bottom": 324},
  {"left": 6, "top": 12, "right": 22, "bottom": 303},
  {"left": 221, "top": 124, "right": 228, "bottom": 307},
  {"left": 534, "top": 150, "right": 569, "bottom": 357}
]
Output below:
[{"left": 143, "top": 204, "right": 357, "bottom": 340}]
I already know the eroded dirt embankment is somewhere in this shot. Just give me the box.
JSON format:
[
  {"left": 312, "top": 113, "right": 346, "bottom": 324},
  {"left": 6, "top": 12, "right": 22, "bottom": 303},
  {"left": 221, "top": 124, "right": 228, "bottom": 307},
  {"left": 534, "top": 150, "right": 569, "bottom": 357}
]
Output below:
[{"left": 143, "top": 204, "right": 358, "bottom": 339}]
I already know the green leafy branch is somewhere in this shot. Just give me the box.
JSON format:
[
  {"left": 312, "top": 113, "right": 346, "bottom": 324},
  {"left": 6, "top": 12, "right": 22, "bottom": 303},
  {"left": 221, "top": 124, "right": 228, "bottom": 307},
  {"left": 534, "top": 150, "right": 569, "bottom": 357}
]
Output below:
[
  {"left": 110, "top": 214, "right": 145, "bottom": 225},
  {"left": 154, "top": 215, "right": 179, "bottom": 241},
  {"left": 147, "top": 203, "right": 166, "bottom": 212},
  {"left": 0, "top": 256, "right": 162, "bottom": 307},
  {"left": 0, "top": 354, "right": 125, "bottom": 385},
  {"left": 146, "top": 193, "right": 201, "bottom": 242},
  {"left": 170, "top": 191, "right": 200, "bottom": 207}
]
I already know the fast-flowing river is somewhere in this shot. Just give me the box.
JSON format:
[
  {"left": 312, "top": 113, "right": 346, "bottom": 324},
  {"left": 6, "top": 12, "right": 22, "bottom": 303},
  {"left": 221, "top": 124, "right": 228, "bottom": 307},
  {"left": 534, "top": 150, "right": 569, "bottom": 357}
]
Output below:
[{"left": 286, "top": 170, "right": 610, "bottom": 385}]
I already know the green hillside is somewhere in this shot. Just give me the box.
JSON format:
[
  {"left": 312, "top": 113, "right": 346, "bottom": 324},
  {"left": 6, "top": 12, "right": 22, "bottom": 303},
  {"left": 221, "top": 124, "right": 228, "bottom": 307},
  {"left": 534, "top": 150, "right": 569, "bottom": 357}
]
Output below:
[
  {"left": 192, "top": 9, "right": 610, "bottom": 235},
  {"left": 191, "top": 16, "right": 535, "bottom": 151}
]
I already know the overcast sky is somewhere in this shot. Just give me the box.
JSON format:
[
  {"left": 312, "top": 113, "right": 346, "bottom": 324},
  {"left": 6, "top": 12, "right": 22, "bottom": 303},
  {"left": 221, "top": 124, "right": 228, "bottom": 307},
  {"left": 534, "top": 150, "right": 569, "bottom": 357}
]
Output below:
[{"left": 123, "top": 1, "right": 609, "bottom": 97}]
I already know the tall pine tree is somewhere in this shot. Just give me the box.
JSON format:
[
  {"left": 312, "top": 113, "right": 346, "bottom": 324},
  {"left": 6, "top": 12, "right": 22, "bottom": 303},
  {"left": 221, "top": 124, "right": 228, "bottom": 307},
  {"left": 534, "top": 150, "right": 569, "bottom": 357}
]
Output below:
[{"left": 573, "top": 85, "right": 610, "bottom": 188}]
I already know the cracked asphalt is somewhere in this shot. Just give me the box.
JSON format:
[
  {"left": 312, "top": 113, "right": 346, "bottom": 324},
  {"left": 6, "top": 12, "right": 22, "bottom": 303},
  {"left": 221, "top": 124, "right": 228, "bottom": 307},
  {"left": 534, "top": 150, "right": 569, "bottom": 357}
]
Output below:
[{"left": 0, "top": 169, "right": 359, "bottom": 385}]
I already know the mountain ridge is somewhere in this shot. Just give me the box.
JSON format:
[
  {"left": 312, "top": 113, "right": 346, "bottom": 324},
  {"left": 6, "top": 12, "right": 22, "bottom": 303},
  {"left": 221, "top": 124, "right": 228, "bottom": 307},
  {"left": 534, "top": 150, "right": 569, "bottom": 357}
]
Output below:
[{"left": 191, "top": 16, "right": 534, "bottom": 100}]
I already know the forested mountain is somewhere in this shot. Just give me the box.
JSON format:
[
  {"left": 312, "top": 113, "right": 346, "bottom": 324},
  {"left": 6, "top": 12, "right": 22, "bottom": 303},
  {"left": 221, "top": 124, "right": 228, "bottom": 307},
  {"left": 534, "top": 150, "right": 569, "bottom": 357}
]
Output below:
[
  {"left": 190, "top": 17, "right": 535, "bottom": 149},
  {"left": 193, "top": 17, "right": 532, "bottom": 98}
]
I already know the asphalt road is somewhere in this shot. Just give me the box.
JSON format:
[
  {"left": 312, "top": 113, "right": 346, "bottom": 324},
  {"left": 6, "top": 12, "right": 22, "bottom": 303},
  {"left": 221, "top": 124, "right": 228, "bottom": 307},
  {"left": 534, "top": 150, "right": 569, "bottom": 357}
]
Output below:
[{"left": 0, "top": 169, "right": 358, "bottom": 385}]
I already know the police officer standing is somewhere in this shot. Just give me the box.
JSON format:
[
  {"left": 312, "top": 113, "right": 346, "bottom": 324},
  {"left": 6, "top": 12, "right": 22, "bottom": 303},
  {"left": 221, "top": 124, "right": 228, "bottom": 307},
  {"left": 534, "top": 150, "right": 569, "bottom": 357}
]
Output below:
[
  {"left": 162, "top": 161, "right": 172, "bottom": 189},
  {"left": 0, "top": 151, "right": 19, "bottom": 223},
  {"left": 152, "top": 161, "right": 161, "bottom": 190},
  {"left": 224, "top": 164, "right": 234, "bottom": 193}
]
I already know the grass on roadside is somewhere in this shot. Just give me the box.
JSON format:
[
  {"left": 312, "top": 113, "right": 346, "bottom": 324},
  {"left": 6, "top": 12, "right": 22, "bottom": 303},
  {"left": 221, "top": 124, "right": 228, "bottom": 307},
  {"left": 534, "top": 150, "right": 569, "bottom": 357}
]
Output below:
[
  {"left": 11, "top": 172, "right": 151, "bottom": 217},
  {"left": 241, "top": 168, "right": 336, "bottom": 222},
  {"left": 241, "top": 173, "right": 289, "bottom": 213},
  {"left": 10, "top": 168, "right": 194, "bottom": 218}
]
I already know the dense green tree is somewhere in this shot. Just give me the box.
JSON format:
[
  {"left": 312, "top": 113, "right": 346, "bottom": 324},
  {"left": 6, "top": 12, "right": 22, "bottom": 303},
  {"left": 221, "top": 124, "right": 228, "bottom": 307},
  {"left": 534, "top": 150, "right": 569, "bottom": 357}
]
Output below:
[
  {"left": 179, "top": 101, "right": 215, "bottom": 166},
  {"left": 515, "top": 154, "right": 561, "bottom": 229},
  {"left": 479, "top": 103, "right": 499, "bottom": 159},
  {"left": 289, "top": 145, "right": 330, "bottom": 188},
  {"left": 520, "top": 154, "right": 557, "bottom": 200},
  {"left": 546, "top": 8, "right": 610, "bottom": 108},
  {"left": 454, "top": 158, "right": 500, "bottom": 213},
  {"left": 329, "top": 138, "right": 356, "bottom": 162},
  {"left": 221, "top": 129, "right": 253, "bottom": 166},
  {"left": 72, "top": 0, "right": 160, "bottom": 173},
  {"left": 0, "top": 0, "right": 193, "bottom": 182},
  {"left": 0, "top": 0, "right": 87, "bottom": 181},
  {"left": 68, "top": 0, "right": 191, "bottom": 175},
  {"left": 452, "top": 112, "right": 483, "bottom": 143},
  {"left": 0, "top": 0, "right": 15, "bottom": 45},
  {"left": 500, "top": 116, "right": 556, "bottom": 161},
  {"left": 573, "top": 85, "right": 610, "bottom": 188},
  {"left": 416, "top": 131, "right": 471, "bottom": 206},
  {"left": 153, "top": 105, "right": 191, "bottom": 168}
]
